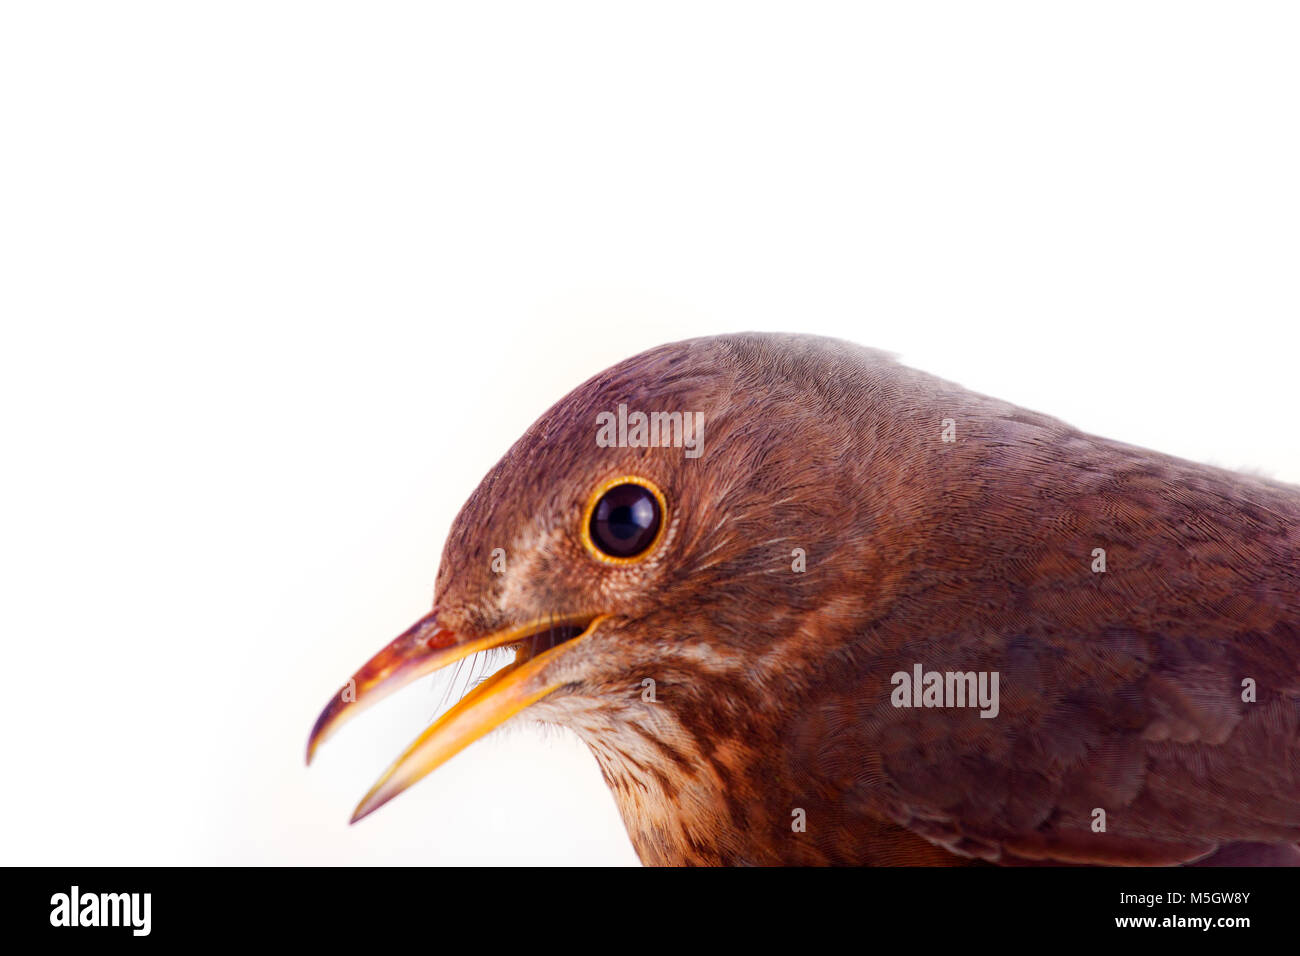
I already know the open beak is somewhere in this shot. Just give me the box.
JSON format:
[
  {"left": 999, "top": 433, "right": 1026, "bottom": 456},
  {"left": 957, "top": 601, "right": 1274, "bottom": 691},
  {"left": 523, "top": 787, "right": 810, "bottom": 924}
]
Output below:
[{"left": 307, "top": 609, "right": 602, "bottom": 822}]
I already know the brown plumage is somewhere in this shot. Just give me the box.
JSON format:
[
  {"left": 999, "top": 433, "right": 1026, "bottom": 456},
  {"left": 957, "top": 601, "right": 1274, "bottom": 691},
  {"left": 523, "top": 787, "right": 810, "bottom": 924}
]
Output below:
[{"left": 308, "top": 332, "right": 1300, "bottom": 866}]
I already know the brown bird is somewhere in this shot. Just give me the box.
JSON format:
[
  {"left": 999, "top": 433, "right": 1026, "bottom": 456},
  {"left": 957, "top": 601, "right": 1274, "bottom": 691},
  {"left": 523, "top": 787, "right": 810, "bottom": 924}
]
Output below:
[{"left": 307, "top": 332, "right": 1300, "bottom": 866}]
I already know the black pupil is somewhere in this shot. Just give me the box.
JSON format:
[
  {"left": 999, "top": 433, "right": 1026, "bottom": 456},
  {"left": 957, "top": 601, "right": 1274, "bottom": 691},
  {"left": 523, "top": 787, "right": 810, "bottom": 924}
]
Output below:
[{"left": 590, "top": 483, "right": 661, "bottom": 558}]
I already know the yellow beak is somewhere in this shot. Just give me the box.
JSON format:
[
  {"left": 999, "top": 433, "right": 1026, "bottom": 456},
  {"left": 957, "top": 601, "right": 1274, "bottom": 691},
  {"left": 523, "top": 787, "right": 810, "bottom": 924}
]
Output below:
[{"left": 307, "top": 610, "right": 602, "bottom": 822}]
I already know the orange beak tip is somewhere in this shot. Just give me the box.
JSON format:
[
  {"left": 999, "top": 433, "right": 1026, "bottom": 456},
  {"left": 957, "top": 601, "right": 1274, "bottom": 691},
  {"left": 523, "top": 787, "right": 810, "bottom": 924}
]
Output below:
[{"left": 350, "top": 793, "right": 385, "bottom": 825}]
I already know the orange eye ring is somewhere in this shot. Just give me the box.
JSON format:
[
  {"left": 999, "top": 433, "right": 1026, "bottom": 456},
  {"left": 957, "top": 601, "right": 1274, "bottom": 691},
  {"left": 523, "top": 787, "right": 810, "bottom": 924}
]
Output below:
[{"left": 580, "top": 475, "right": 669, "bottom": 566}]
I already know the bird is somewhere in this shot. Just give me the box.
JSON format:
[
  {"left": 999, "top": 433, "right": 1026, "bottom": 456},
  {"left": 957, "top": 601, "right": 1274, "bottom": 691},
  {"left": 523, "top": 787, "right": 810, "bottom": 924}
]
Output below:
[{"left": 307, "top": 332, "right": 1300, "bottom": 866}]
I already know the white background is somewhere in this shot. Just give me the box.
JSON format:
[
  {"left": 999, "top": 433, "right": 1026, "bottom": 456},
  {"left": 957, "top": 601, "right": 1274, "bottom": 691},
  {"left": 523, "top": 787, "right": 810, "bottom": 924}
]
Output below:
[{"left": 2, "top": 3, "right": 1296, "bottom": 865}]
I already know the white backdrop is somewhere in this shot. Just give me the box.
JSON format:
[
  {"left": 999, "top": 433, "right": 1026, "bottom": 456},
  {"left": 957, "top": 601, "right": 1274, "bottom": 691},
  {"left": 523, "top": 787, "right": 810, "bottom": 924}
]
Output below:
[{"left": 2, "top": 2, "right": 1297, "bottom": 865}]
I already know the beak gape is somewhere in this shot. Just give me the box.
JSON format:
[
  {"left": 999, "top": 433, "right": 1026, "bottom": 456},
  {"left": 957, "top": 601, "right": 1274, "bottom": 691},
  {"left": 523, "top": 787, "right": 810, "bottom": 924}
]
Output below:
[{"left": 307, "top": 610, "right": 601, "bottom": 821}]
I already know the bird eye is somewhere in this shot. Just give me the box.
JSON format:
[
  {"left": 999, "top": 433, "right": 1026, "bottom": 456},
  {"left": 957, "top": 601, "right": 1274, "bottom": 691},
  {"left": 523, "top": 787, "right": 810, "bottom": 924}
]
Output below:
[{"left": 585, "top": 480, "right": 664, "bottom": 562}]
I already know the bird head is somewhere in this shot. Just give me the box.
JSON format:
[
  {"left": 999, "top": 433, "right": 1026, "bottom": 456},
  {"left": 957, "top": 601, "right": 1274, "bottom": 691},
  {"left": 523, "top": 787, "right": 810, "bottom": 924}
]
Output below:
[{"left": 307, "top": 332, "right": 938, "bottom": 857}]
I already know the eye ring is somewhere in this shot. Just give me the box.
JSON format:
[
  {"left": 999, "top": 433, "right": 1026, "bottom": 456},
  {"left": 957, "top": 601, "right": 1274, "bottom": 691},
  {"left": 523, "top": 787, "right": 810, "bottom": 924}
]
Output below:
[{"left": 580, "top": 475, "right": 668, "bottom": 565}]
